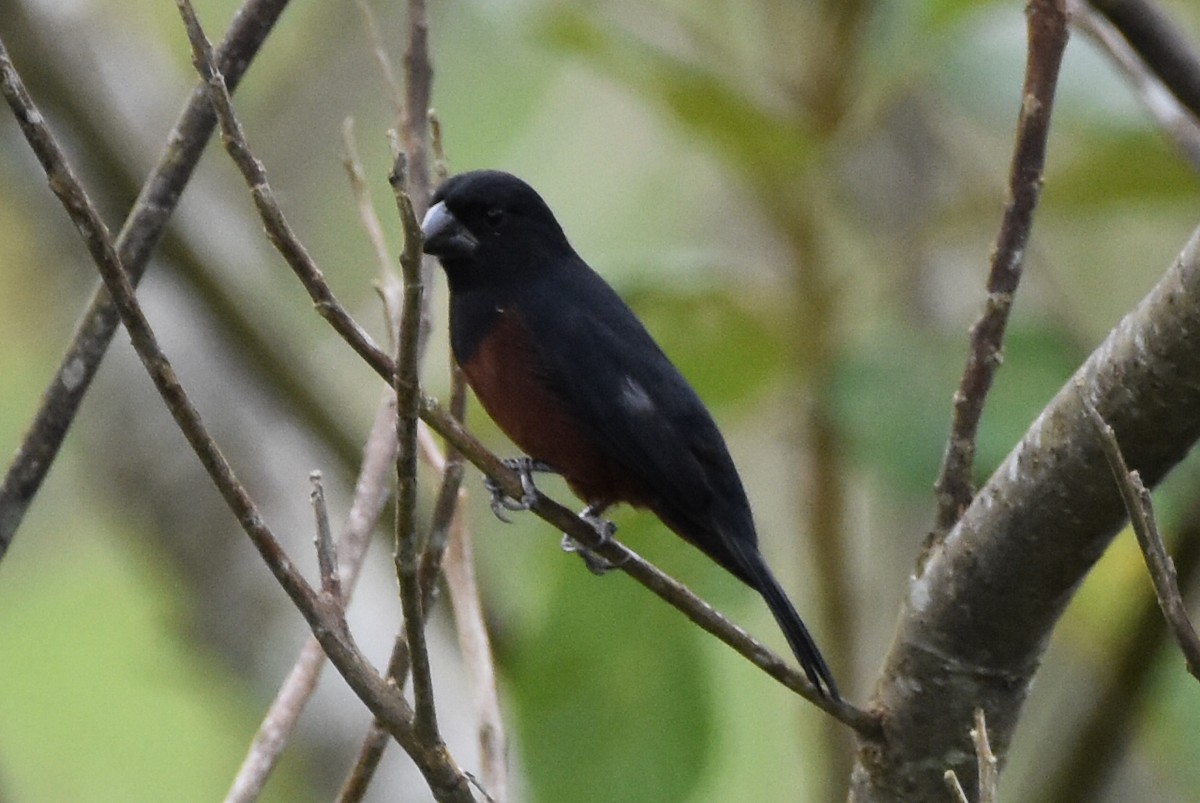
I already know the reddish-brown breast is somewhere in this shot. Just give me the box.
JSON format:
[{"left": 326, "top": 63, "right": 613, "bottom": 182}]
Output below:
[{"left": 460, "top": 308, "right": 651, "bottom": 511}]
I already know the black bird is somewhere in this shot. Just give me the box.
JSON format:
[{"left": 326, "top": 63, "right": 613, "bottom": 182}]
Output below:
[{"left": 421, "top": 169, "right": 839, "bottom": 700}]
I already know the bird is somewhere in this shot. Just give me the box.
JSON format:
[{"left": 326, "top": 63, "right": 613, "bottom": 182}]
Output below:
[{"left": 420, "top": 169, "right": 839, "bottom": 700}]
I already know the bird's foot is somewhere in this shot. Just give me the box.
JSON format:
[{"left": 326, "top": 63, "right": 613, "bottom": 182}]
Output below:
[
  {"left": 561, "top": 506, "right": 623, "bottom": 575},
  {"left": 483, "top": 457, "right": 555, "bottom": 523}
]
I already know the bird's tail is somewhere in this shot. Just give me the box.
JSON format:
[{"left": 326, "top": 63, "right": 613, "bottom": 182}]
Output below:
[{"left": 731, "top": 540, "right": 840, "bottom": 701}]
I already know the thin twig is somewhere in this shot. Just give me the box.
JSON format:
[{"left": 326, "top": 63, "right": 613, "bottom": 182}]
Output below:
[
  {"left": 226, "top": 394, "right": 398, "bottom": 803},
  {"left": 972, "top": 708, "right": 998, "bottom": 803},
  {"left": 1083, "top": 396, "right": 1200, "bottom": 679},
  {"left": 354, "top": 0, "right": 406, "bottom": 125},
  {"left": 932, "top": 0, "right": 1070, "bottom": 537},
  {"left": 418, "top": 399, "right": 880, "bottom": 735},
  {"left": 430, "top": 111, "right": 450, "bottom": 185},
  {"left": 941, "top": 708, "right": 998, "bottom": 803},
  {"left": 1071, "top": 0, "right": 1200, "bottom": 171},
  {"left": 337, "top": 722, "right": 391, "bottom": 803},
  {"left": 340, "top": 9, "right": 461, "bottom": 791},
  {"left": 339, "top": 364, "right": 478, "bottom": 799},
  {"left": 422, "top": 365, "right": 469, "bottom": 591},
  {"left": 46, "top": 5, "right": 489, "bottom": 798},
  {"left": 944, "top": 771, "right": 971, "bottom": 803},
  {"left": 1039, "top": 489, "right": 1200, "bottom": 803},
  {"left": 1088, "top": 0, "right": 1200, "bottom": 122},
  {"left": 175, "top": 0, "right": 394, "bottom": 382},
  {"left": 401, "top": 0, "right": 433, "bottom": 215},
  {"left": 389, "top": 152, "right": 441, "bottom": 744},
  {"left": 311, "top": 471, "right": 342, "bottom": 602},
  {"left": 166, "top": 4, "right": 480, "bottom": 796},
  {"left": 0, "top": 0, "right": 292, "bottom": 562},
  {"left": 342, "top": 118, "right": 401, "bottom": 286},
  {"left": 444, "top": 502, "right": 507, "bottom": 801}
]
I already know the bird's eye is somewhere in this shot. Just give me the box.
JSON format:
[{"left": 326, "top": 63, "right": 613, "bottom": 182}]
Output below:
[{"left": 483, "top": 207, "right": 504, "bottom": 229}]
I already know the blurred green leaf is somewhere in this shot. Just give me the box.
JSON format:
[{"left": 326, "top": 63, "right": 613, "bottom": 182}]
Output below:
[
  {"left": 1047, "top": 129, "right": 1200, "bottom": 209},
  {"left": 539, "top": 7, "right": 814, "bottom": 183},
  {"left": 0, "top": 519, "right": 312, "bottom": 803},
  {"left": 832, "top": 320, "right": 1082, "bottom": 493},
  {"left": 507, "top": 515, "right": 716, "bottom": 803}
]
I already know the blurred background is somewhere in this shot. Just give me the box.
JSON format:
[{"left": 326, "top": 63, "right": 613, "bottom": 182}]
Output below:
[{"left": 2, "top": 0, "right": 1200, "bottom": 800}]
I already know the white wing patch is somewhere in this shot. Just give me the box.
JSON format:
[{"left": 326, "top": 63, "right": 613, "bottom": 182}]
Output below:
[{"left": 619, "top": 376, "right": 656, "bottom": 415}]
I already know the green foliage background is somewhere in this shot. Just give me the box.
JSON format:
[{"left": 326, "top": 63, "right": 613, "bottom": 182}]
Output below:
[{"left": 1, "top": 0, "right": 1200, "bottom": 800}]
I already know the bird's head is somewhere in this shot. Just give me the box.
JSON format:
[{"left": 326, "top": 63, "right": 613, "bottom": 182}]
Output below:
[{"left": 421, "top": 170, "right": 573, "bottom": 281}]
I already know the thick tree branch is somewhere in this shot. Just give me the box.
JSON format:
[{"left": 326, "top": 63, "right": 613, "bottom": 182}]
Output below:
[
  {"left": 852, "top": 221, "right": 1200, "bottom": 799},
  {"left": 0, "top": 0, "right": 292, "bottom": 560},
  {"left": 933, "top": 0, "right": 1069, "bottom": 536}
]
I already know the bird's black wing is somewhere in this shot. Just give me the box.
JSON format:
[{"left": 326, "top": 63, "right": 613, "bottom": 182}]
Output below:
[
  {"left": 520, "top": 260, "right": 841, "bottom": 698},
  {"left": 519, "top": 259, "right": 757, "bottom": 564}
]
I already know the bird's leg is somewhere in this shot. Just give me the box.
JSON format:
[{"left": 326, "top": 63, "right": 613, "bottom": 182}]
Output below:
[
  {"left": 560, "top": 504, "right": 625, "bottom": 575},
  {"left": 483, "top": 457, "right": 557, "bottom": 522}
]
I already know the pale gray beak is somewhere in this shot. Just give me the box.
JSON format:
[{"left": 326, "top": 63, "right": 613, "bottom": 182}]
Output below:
[{"left": 421, "top": 201, "right": 479, "bottom": 259}]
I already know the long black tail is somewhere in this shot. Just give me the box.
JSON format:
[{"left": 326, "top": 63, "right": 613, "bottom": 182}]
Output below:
[{"left": 731, "top": 540, "right": 840, "bottom": 701}]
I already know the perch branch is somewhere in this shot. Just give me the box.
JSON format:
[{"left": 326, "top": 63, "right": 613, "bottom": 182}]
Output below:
[{"left": 168, "top": 0, "right": 876, "bottom": 731}]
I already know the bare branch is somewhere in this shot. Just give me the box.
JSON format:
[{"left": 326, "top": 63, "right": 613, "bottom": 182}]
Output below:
[
  {"left": 226, "top": 395, "right": 399, "bottom": 803},
  {"left": 417, "top": 399, "right": 880, "bottom": 734},
  {"left": 1083, "top": 397, "right": 1200, "bottom": 678},
  {"left": 972, "top": 709, "right": 998, "bottom": 803},
  {"left": 1039, "top": 487, "right": 1200, "bottom": 802},
  {"left": 401, "top": 0, "right": 433, "bottom": 215},
  {"left": 1088, "top": 0, "right": 1200, "bottom": 122},
  {"left": 0, "top": 3, "right": 479, "bottom": 796},
  {"left": 338, "top": 264, "right": 479, "bottom": 802},
  {"left": 0, "top": 0, "right": 292, "bottom": 561},
  {"left": 174, "top": 0, "right": 394, "bottom": 381},
  {"left": 354, "top": 0, "right": 406, "bottom": 125},
  {"left": 1071, "top": 0, "right": 1200, "bottom": 170},
  {"left": 310, "top": 472, "right": 343, "bottom": 603},
  {"left": 942, "top": 709, "right": 998, "bottom": 803},
  {"left": 389, "top": 152, "right": 441, "bottom": 744},
  {"left": 444, "top": 504, "right": 508, "bottom": 801},
  {"left": 342, "top": 118, "right": 401, "bottom": 286},
  {"left": 944, "top": 771, "right": 970, "bottom": 803},
  {"left": 933, "top": 0, "right": 1070, "bottom": 536}
]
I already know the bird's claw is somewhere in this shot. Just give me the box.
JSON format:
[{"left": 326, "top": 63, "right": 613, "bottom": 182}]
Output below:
[
  {"left": 561, "top": 508, "right": 624, "bottom": 575},
  {"left": 483, "top": 457, "right": 554, "bottom": 523}
]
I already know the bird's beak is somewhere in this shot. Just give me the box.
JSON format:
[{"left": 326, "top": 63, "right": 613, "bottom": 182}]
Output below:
[{"left": 421, "top": 201, "right": 479, "bottom": 259}]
